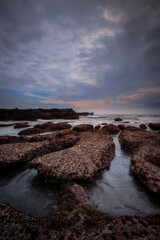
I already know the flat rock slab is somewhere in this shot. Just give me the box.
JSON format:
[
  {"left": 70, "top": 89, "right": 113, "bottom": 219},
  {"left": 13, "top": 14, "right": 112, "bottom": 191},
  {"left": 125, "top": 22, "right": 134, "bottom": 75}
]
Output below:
[
  {"left": 18, "top": 122, "right": 71, "bottom": 135},
  {"left": 131, "top": 144, "right": 160, "bottom": 193},
  {"left": 0, "top": 130, "right": 79, "bottom": 169},
  {"left": 30, "top": 130, "right": 115, "bottom": 182},
  {"left": 119, "top": 130, "right": 160, "bottom": 154}
]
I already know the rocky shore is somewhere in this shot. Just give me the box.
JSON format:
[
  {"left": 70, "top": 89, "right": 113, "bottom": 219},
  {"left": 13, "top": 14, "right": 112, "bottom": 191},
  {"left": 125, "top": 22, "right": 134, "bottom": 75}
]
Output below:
[
  {"left": 0, "top": 119, "right": 160, "bottom": 239},
  {"left": 0, "top": 130, "right": 79, "bottom": 169},
  {"left": 0, "top": 183, "right": 160, "bottom": 240},
  {"left": 29, "top": 130, "right": 115, "bottom": 182},
  {"left": 0, "top": 108, "right": 79, "bottom": 121}
]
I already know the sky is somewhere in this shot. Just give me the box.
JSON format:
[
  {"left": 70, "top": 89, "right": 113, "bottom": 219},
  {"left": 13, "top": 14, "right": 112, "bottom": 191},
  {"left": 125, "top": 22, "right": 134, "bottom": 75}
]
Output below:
[{"left": 0, "top": 0, "right": 160, "bottom": 114}]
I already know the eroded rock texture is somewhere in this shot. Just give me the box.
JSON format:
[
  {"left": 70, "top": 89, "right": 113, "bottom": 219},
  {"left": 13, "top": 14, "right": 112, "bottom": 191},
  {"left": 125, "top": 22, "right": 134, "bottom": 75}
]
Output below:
[
  {"left": 0, "top": 130, "right": 79, "bottom": 169},
  {"left": 131, "top": 144, "right": 160, "bottom": 193},
  {"left": 0, "top": 183, "right": 160, "bottom": 240},
  {"left": 119, "top": 129, "right": 160, "bottom": 154},
  {"left": 29, "top": 130, "right": 115, "bottom": 182}
]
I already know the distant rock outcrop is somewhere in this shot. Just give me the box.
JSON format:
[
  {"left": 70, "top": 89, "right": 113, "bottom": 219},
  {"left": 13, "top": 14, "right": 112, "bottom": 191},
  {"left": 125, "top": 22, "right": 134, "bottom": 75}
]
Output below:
[
  {"left": 78, "top": 112, "right": 94, "bottom": 116},
  {"left": 0, "top": 108, "right": 79, "bottom": 121}
]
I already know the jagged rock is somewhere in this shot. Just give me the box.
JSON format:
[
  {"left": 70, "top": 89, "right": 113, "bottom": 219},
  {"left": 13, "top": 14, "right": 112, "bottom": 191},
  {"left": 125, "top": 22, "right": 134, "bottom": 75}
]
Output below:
[
  {"left": 119, "top": 130, "right": 160, "bottom": 154},
  {"left": 73, "top": 124, "right": 94, "bottom": 132},
  {"left": 148, "top": 123, "right": 160, "bottom": 131},
  {"left": 114, "top": 118, "right": 122, "bottom": 121},
  {"left": 78, "top": 112, "right": 94, "bottom": 116},
  {"left": 118, "top": 124, "right": 125, "bottom": 130},
  {"left": 131, "top": 144, "right": 160, "bottom": 193},
  {"left": 0, "top": 108, "right": 79, "bottom": 121},
  {"left": 102, "top": 124, "right": 120, "bottom": 134},
  {"left": 29, "top": 130, "right": 115, "bottom": 182},
  {"left": 0, "top": 131, "right": 79, "bottom": 169},
  {"left": 139, "top": 124, "right": 147, "bottom": 130},
  {"left": 18, "top": 122, "right": 71, "bottom": 135}
]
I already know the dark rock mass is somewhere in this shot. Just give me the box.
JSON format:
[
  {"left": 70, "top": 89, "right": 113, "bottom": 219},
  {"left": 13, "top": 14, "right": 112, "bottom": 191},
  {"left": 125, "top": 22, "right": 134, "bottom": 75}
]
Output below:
[
  {"left": 139, "top": 124, "right": 147, "bottom": 130},
  {"left": 102, "top": 124, "right": 120, "bottom": 134},
  {"left": 95, "top": 125, "right": 101, "bottom": 129},
  {"left": 0, "top": 108, "right": 79, "bottom": 121},
  {"left": 73, "top": 124, "right": 94, "bottom": 132},
  {"left": 14, "top": 122, "right": 30, "bottom": 128},
  {"left": 118, "top": 124, "right": 126, "bottom": 130},
  {"left": 18, "top": 122, "right": 71, "bottom": 135},
  {"left": 148, "top": 122, "right": 160, "bottom": 131},
  {"left": 114, "top": 117, "right": 122, "bottom": 121},
  {"left": 78, "top": 112, "right": 94, "bottom": 116}
]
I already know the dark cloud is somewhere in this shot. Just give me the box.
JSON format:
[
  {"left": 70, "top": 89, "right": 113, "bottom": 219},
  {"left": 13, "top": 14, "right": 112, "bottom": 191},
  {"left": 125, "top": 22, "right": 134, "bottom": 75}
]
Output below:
[{"left": 0, "top": 0, "right": 160, "bottom": 113}]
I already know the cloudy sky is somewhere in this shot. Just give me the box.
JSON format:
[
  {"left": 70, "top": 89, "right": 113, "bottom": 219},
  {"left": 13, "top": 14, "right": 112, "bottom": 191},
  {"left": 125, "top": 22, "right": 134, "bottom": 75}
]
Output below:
[{"left": 0, "top": 0, "right": 160, "bottom": 114}]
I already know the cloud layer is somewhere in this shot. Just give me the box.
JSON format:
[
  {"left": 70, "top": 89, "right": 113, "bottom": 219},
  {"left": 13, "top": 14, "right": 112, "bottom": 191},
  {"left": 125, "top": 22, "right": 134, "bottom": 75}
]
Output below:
[{"left": 0, "top": 0, "right": 160, "bottom": 113}]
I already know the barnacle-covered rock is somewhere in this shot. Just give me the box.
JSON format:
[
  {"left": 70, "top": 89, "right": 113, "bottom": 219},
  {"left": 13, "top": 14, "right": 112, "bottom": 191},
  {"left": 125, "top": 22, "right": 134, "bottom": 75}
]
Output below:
[
  {"left": 0, "top": 183, "right": 160, "bottom": 239},
  {"left": 119, "top": 130, "right": 160, "bottom": 154},
  {"left": 73, "top": 124, "right": 94, "bottom": 132},
  {"left": 0, "top": 130, "right": 79, "bottom": 169},
  {"left": 131, "top": 144, "right": 160, "bottom": 193},
  {"left": 29, "top": 130, "right": 115, "bottom": 182},
  {"left": 18, "top": 122, "right": 71, "bottom": 135},
  {"left": 102, "top": 124, "right": 120, "bottom": 134}
]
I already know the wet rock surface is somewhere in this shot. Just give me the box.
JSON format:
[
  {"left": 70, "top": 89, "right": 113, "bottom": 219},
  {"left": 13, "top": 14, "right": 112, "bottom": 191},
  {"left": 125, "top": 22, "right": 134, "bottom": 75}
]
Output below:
[
  {"left": 29, "top": 130, "right": 115, "bottom": 182},
  {"left": 114, "top": 117, "right": 122, "bottom": 121},
  {"left": 0, "top": 130, "right": 79, "bottom": 169},
  {"left": 0, "top": 108, "right": 79, "bottom": 121},
  {"left": 139, "top": 124, "right": 147, "bottom": 130},
  {"left": 0, "top": 135, "right": 29, "bottom": 145},
  {"left": 73, "top": 124, "right": 94, "bottom": 132},
  {"left": 118, "top": 124, "right": 125, "bottom": 130},
  {"left": 119, "top": 129, "right": 160, "bottom": 154},
  {"left": 14, "top": 122, "right": 30, "bottom": 128},
  {"left": 148, "top": 122, "right": 160, "bottom": 131},
  {"left": 102, "top": 124, "right": 120, "bottom": 134},
  {"left": 18, "top": 122, "right": 71, "bottom": 135},
  {"left": 0, "top": 123, "right": 15, "bottom": 127},
  {"left": 131, "top": 144, "right": 160, "bottom": 193},
  {"left": 0, "top": 183, "right": 160, "bottom": 240}
]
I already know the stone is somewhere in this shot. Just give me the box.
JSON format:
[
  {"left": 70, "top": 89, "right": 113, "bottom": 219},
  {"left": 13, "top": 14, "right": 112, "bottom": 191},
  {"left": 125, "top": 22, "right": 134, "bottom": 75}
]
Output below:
[
  {"left": 139, "top": 124, "right": 147, "bottom": 130},
  {"left": 131, "top": 144, "right": 160, "bottom": 193},
  {"left": 0, "top": 108, "right": 79, "bottom": 121},
  {"left": 148, "top": 123, "right": 160, "bottom": 131},
  {"left": 18, "top": 122, "right": 71, "bottom": 135},
  {"left": 73, "top": 124, "right": 94, "bottom": 132},
  {"left": 118, "top": 124, "right": 125, "bottom": 130},
  {"left": 114, "top": 118, "right": 122, "bottom": 121},
  {"left": 14, "top": 122, "right": 30, "bottom": 128},
  {"left": 29, "top": 130, "right": 115, "bottom": 182},
  {"left": 102, "top": 124, "right": 120, "bottom": 134},
  {"left": 119, "top": 129, "right": 160, "bottom": 154},
  {"left": 0, "top": 130, "right": 79, "bottom": 169}
]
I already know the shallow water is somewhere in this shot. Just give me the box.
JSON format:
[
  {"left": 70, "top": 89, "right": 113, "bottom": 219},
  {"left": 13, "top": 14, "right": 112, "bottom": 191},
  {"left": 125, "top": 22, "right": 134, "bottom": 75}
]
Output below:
[{"left": 0, "top": 114, "right": 160, "bottom": 216}]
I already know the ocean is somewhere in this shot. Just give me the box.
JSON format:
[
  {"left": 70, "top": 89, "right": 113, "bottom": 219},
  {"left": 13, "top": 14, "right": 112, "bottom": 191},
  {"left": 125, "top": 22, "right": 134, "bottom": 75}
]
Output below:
[{"left": 0, "top": 114, "right": 160, "bottom": 216}]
